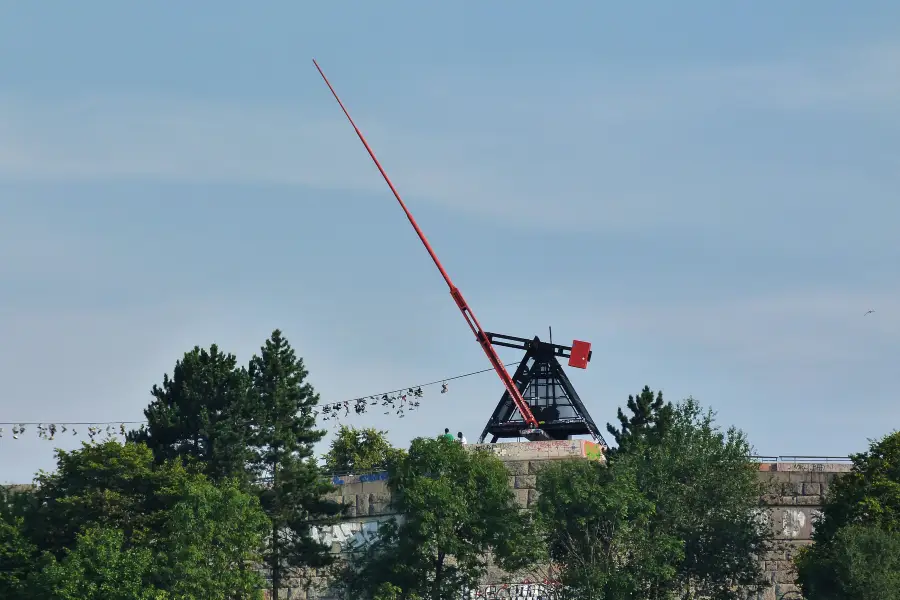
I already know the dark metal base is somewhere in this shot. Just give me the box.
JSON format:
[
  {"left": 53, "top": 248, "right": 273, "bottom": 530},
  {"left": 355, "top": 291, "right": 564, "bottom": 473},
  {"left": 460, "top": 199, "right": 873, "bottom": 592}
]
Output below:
[{"left": 477, "top": 333, "right": 607, "bottom": 446}]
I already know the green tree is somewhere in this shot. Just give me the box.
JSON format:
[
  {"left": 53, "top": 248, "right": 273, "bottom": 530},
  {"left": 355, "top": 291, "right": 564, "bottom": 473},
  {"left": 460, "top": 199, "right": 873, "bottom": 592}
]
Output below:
[
  {"left": 129, "top": 344, "right": 252, "bottom": 483},
  {"left": 324, "top": 425, "right": 405, "bottom": 474},
  {"left": 630, "top": 399, "right": 769, "bottom": 598},
  {"left": 795, "top": 430, "right": 900, "bottom": 599},
  {"left": 0, "top": 487, "right": 36, "bottom": 598},
  {"left": 795, "top": 524, "right": 900, "bottom": 600},
  {"left": 25, "top": 441, "right": 167, "bottom": 557},
  {"left": 11, "top": 441, "right": 268, "bottom": 599},
  {"left": 31, "top": 527, "right": 167, "bottom": 600},
  {"left": 246, "top": 330, "right": 342, "bottom": 598},
  {"left": 372, "top": 582, "right": 422, "bottom": 600},
  {"left": 565, "top": 396, "right": 767, "bottom": 599},
  {"left": 605, "top": 385, "right": 673, "bottom": 456},
  {"left": 535, "top": 458, "right": 682, "bottom": 599},
  {"left": 127, "top": 330, "right": 342, "bottom": 598},
  {"left": 151, "top": 476, "right": 269, "bottom": 599},
  {"left": 342, "top": 436, "right": 541, "bottom": 600}
]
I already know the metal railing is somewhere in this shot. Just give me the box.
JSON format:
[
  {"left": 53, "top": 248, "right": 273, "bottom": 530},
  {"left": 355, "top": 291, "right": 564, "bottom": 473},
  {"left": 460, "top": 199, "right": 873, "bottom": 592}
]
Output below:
[{"left": 748, "top": 455, "right": 852, "bottom": 463}]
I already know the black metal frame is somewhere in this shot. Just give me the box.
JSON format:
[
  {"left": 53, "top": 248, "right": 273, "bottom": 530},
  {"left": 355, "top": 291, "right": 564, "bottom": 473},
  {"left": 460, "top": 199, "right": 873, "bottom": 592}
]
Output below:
[{"left": 477, "top": 333, "right": 606, "bottom": 445}]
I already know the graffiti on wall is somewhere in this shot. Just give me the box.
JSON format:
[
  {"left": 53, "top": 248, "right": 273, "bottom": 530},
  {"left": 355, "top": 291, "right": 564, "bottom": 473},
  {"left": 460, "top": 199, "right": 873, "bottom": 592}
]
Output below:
[
  {"left": 331, "top": 471, "right": 388, "bottom": 486},
  {"left": 581, "top": 441, "right": 604, "bottom": 461},
  {"left": 310, "top": 520, "right": 382, "bottom": 551},
  {"left": 782, "top": 509, "right": 806, "bottom": 538},
  {"left": 482, "top": 440, "right": 575, "bottom": 458},
  {"left": 468, "top": 581, "right": 562, "bottom": 599}
]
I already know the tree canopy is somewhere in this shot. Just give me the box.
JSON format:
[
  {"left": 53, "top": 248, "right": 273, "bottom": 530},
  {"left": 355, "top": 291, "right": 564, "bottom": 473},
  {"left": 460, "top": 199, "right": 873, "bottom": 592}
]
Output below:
[
  {"left": 623, "top": 398, "right": 769, "bottom": 598},
  {"left": 324, "top": 425, "right": 405, "bottom": 474},
  {"left": 340, "top": 436, "right": 541, "bottom": 600},
  {"left": 535, "top": 457, "right": 682, "bottom": 599},
  {"left": 606, "top": 385, "right": 673, "bottom": 456},
  {"left": 1, "top": 440, "right": 268, "bottom": 600},
  {"left": 33, "top": 526, "right": 169, "bottom": 600},
  {"left": 0, "top": 487, "right": 35, "bottom": 598},
  {"left": 128, "top": 330, "right": 342, "bottom": 598},
  {"left": 541, "top": 393, "right": 769, "bottom": 599},
  {"left": 129, "top": 344, "right": 252, "bottom": 484},
  {"left": 246, "top": 330, "right": 342, "bottom": 594},
  {"left": 796, "top": 430, "right": 900, "bottom": 599}
]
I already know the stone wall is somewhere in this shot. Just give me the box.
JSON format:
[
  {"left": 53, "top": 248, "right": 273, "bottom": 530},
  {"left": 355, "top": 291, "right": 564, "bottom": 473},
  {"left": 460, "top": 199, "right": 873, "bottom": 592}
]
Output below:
[
  {"left": 323, "top": 440, "right": 605, "bottom": 517},
  {"left": 754, "top": 461, "right": 850, "bottom": 600},
  {"left": 301, "top": 445, "right": 851, "bottom": 600}
]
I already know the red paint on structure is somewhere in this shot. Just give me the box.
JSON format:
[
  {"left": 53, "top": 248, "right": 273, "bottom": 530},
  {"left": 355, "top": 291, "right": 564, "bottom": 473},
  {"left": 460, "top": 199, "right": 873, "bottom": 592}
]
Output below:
[{"left": 568, "top": 340, "right": 591, "bottom": 369}]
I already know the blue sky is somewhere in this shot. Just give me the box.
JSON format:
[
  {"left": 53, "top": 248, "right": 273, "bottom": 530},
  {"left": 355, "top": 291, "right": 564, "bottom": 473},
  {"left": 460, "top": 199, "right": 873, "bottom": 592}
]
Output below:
[{"left": 1, "top": 2, "right": 898, "bottom": 483}]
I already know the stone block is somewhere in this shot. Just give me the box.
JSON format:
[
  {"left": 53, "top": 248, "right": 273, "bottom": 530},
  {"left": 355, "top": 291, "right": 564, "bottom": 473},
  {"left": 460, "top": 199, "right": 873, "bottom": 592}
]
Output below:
[
  {"left": 775, "top": 583, "right": 801, "bottom": 598},
  {"left": 341, "top": 496, "right": 357, "bottom": 517},
  {"left": 763, "top": 549, "right": 785, "bottom": 561},
  {"left": 527, "top": 488, "right": 540, "bottom": 507},
  {"left": 774, "top": 462, "right": 851, "bottom": 473},
  {"left": 777, "top": 496, "right": 797, "bottom": 506},
  {"left": 783, "top": 541, "right": 811, "bottom": 562},
  {"left": 774, "top": 560, "right": 794, "bottom": 572},
  {"left": 515, "top": 475, "right": 536, "bottom": 489},
  {"left": 779, "top": 481, "right": 797, "bottom": 495},
  {"left": 504, "top": 461, "right": 529, "bottom": 475},
  {"left": 513, "top": 489, "right": 529, "bottom": 507},
  {"left": 341, "top": 482, "right": 363, "bottom": 496},
  {"left": 370, "top": 493, "right": 392, "bottom": 515},
  {"left": 774, "top": 569, "right": 797, "bottom": 584},
  {"left": 805, "top": 472, "right": 828, "bottom": 484},
  {"left": 356, "top": 494, "right": 369, "bottom": 516},
  {"left": 528, "top": 460, "right": 554, "bottom": 475},
  {"left": 802, "top": 482, "right": 821, "bottom": 496},
  {"left": 759, "top": 587, "right": 778, "bottom": 600},
  {"left": 760, "top": 492, "right": 780, "bottom": 505},
  {"left": 360, "top": 478, "right": 390, "bottom": 495},
  {"left": 795, "top": 495, "right": 821, "bottom": 506}
]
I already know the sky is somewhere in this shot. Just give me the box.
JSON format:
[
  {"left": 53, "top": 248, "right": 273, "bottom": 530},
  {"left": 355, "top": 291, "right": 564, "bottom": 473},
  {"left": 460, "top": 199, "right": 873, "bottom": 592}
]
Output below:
[{"left": 1, "top": 1, "right": 898, "bottom": 483}]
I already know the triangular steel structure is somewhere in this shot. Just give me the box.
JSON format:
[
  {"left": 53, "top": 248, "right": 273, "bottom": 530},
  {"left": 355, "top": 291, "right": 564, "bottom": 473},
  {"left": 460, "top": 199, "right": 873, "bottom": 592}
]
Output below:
[{"left": 477, "top": 333, "right": 606, "bottom": 444}]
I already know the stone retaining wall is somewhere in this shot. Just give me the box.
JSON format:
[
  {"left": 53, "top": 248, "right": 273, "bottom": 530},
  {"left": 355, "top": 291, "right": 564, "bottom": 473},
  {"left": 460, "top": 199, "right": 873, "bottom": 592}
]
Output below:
[
  {"left": 754, "top": 461, "right": 850, "bottom": 600},
  {"left": 299, "top": 444, "right": 851, "bottom": 600}
]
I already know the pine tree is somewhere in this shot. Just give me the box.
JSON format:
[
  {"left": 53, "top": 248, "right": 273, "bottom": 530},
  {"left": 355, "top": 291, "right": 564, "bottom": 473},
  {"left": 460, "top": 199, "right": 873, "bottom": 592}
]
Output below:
[
  {"left": 605, "top": 385, "right": 673, "bottom": 456},
  {"left": 129, "top": 344, "right": 252, "bottom": 484},
  {"left": 246, "top": 330, "right": 342, "bottom": 598}
]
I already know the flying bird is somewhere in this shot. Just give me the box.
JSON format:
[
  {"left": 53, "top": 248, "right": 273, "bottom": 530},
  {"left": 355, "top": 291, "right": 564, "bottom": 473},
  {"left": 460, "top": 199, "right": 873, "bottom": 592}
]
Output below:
[{"left": 864, "top": 310, "right": 875, "bottom": 316}]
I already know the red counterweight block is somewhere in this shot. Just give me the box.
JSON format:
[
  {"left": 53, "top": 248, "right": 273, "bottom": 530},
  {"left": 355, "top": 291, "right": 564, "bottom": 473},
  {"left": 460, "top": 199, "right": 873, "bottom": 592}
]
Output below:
[{"left": 568, "top": 340, "right": 592, "bottom": 369}]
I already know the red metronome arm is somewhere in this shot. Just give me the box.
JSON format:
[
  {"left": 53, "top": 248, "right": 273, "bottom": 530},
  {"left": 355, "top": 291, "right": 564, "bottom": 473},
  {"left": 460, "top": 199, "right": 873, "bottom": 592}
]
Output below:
[{"left": 313, "top": 59, "right": 540, "bottom": 430}]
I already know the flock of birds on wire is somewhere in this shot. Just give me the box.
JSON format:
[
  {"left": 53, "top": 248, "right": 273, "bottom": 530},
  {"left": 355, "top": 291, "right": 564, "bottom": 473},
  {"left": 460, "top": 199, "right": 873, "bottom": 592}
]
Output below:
[{"left": 0, "top": 382, "right": 450, "bottom": 442}]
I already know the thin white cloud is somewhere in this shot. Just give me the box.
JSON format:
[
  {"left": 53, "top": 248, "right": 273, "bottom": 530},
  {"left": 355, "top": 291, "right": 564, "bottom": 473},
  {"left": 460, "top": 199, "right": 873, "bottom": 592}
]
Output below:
[
  {"left": 615, "top": 43, "right": 900, "bottom": 119},
  {"left": 602, "top": 288, "right": 900, "bottom": 364},
  {"left": 0, "top": 212, "right": 108, "bottom": 279},
  {"left": 0, "top": 42, "right": 896, "bottom": 234}
]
